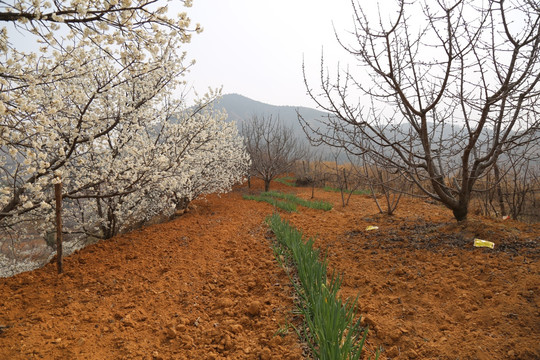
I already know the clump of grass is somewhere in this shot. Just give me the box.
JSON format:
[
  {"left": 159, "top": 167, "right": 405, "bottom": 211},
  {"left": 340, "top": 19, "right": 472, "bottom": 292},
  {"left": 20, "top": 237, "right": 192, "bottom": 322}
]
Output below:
[
  {"left": 267, "top": 213, "right": 378, "bottom": 360},
  {"left": 275, "top": 176, "right": 297, "bottom": 187},
  {"left": 243, "top": 194, "right": 298, "bottom": 212},
  {"left": 243, "top": 191, "right": 332, "bottom": 212},
  {"left": 323, "top": 186, "right": 370, "bottom": 196},
  {"left": 261, "top": 191, "right": 333, "bottom": 211}
]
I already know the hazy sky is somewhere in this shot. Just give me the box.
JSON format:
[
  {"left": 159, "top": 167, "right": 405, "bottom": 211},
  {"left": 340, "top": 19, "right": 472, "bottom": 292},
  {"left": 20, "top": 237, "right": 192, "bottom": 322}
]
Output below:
[{"left": 182, "top": 0, "right": 358, "bottom": 108}]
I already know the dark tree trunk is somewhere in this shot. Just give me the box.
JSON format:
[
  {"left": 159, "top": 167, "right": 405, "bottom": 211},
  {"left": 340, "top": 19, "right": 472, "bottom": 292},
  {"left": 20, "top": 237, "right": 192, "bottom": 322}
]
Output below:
[
  {"left": 54, "top": 181, "right": 63, "bottom": 274},
  {"left": 452, "top": 203, "right": 469, "bottom": 222}
]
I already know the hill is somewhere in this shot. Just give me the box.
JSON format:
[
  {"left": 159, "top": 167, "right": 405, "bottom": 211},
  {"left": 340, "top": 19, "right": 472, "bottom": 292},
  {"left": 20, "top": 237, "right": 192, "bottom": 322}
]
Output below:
[
  {"left": 213, "top": 94, "right": 540, "bottom": 169},
  {"left": 213, "top": 93, "right": 329, "bottom": 140}
]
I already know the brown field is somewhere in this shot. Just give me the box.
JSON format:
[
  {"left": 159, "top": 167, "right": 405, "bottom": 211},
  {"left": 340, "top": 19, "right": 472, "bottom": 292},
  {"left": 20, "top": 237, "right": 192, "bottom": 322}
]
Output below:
[{"left": 0, "top": 178, "right": 538, "bottom": 359}]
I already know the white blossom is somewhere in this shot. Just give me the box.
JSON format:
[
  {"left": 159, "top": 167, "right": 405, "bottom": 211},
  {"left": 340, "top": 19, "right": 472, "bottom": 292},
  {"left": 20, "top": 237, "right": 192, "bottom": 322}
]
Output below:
[
  {"left": 23, "top": 201, "right": 34, "bottom": 209},
  {"left": 1, "top": 1, "right": 249, "bottom": 246}
]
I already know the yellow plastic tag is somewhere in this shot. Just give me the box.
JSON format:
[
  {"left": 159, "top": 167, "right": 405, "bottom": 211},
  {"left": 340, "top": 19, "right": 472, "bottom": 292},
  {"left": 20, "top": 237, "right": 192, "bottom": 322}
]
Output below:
[
  {"left": 365, "top": 226, "right": 379, "bottom": 231},
  {"left": 474, "top": 238, "right": 495, "bottom": 249}
]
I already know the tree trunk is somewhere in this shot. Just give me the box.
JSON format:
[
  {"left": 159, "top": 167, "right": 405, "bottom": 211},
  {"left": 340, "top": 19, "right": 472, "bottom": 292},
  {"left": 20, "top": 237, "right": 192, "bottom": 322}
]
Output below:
[
  {"left": 54, "top": 181, "right": 63, "bottom": 274},
  {"left": 452, "top": 202, "right": 469, "bottom": 222},
  {"left": 264, "top": 179, "right": 270, "bottom": 192}
]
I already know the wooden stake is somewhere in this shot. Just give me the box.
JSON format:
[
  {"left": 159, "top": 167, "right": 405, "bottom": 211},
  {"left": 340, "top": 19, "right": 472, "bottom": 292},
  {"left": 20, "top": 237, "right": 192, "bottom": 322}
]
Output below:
[{"left": 54, "top": 179, "right": 63, "bottom": 274}]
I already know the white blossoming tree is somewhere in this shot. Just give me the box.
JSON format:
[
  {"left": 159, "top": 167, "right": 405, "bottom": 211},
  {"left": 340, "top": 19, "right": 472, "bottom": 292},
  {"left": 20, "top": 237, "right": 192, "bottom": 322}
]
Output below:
[
  {"left": 61, "top": 98, "right": 250, "bottom": 240},
  {"left": 0, "top": 0, "right": 249, "bottom": 271}
]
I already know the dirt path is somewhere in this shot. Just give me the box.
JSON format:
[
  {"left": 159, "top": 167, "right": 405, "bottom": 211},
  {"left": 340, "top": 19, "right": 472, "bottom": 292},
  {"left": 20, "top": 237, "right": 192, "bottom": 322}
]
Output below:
[
  {"left": 0, "top": 182, "right": 303, "bottom": 360},
  {"left": 1, "top": 179, "right": 538, "bottom": 359}
]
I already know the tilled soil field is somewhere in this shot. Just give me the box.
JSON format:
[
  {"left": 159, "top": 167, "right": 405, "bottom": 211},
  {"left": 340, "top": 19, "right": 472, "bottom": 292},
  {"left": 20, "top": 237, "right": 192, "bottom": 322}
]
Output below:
[{"left": 0, "top": 179, "right": 538, "bottom": 359}]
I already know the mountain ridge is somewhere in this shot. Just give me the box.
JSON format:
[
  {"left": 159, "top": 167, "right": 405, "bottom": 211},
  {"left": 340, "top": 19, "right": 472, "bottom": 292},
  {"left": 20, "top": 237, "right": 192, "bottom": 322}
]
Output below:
[{"left": 212, "top": 93, "right": 328, "bottom": 139}]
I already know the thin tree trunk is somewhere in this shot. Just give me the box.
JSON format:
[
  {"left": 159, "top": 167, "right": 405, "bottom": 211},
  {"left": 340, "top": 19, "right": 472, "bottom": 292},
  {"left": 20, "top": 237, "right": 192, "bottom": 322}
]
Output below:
[
  {"left": 493, "top": 164, "right": 506, "bottom": 217},
  {"left": 54, "top": 180, "right": 63, "bottom": 274}
]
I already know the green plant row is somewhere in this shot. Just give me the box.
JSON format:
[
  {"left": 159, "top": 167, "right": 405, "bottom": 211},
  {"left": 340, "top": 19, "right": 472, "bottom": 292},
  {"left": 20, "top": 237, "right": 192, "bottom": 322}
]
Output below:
[
  {"left": 275, "top": 176, "right": 297, "bottom": 187},
  {"left": 322, "top": 186, "right": 370, "bottom": 196},
  {"left": 243, "top": 194, "right": 298, "bottom": 212},
  {"left": 267, "top": 213, "right": 377, "bottom": 360},
  {"left": 261, "top": 191, "right": 333, "bottom": 211}
]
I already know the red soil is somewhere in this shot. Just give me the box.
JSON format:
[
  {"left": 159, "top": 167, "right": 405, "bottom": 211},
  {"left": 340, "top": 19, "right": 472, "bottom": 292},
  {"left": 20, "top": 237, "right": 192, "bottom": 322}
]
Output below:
[{"left": 0, "top": 178, "right": 538, "bottom": 359}]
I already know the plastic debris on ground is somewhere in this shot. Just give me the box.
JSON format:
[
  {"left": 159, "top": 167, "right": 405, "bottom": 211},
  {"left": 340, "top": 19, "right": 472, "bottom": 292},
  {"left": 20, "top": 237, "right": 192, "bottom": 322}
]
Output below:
[{"left": 473, "top": 238, "right": 495, "bottom": 249}]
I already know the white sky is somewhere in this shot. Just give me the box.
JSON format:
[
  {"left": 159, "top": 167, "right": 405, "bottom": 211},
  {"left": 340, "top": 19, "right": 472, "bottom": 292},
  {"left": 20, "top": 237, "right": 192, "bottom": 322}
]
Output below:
[
  {"left": 4, "top": 0, "right": 392, "bottom": 109},
  {"left": 181, "top": 0, "right": 359, "bottom": 108}
]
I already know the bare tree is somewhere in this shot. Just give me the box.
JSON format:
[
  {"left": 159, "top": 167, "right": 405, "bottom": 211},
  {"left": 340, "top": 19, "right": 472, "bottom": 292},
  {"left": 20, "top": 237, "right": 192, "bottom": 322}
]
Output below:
[
  {"left": 300, "top": 0, "right": 540, "bottom": 221},
  {"left": 295, "top": 150, "right": 326, "bottom": 198},
  {"left": 324, "top": 150, "right": 360, "bottom": 207},
  {"left": 360, "top": 153, "right": 405, "bottom": 215},
  {"left": 491, "top": 146, "right": 539, "bottom": 221},
  {"left": 242, "top": 115, "right": 305, "bottom": 192}
]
